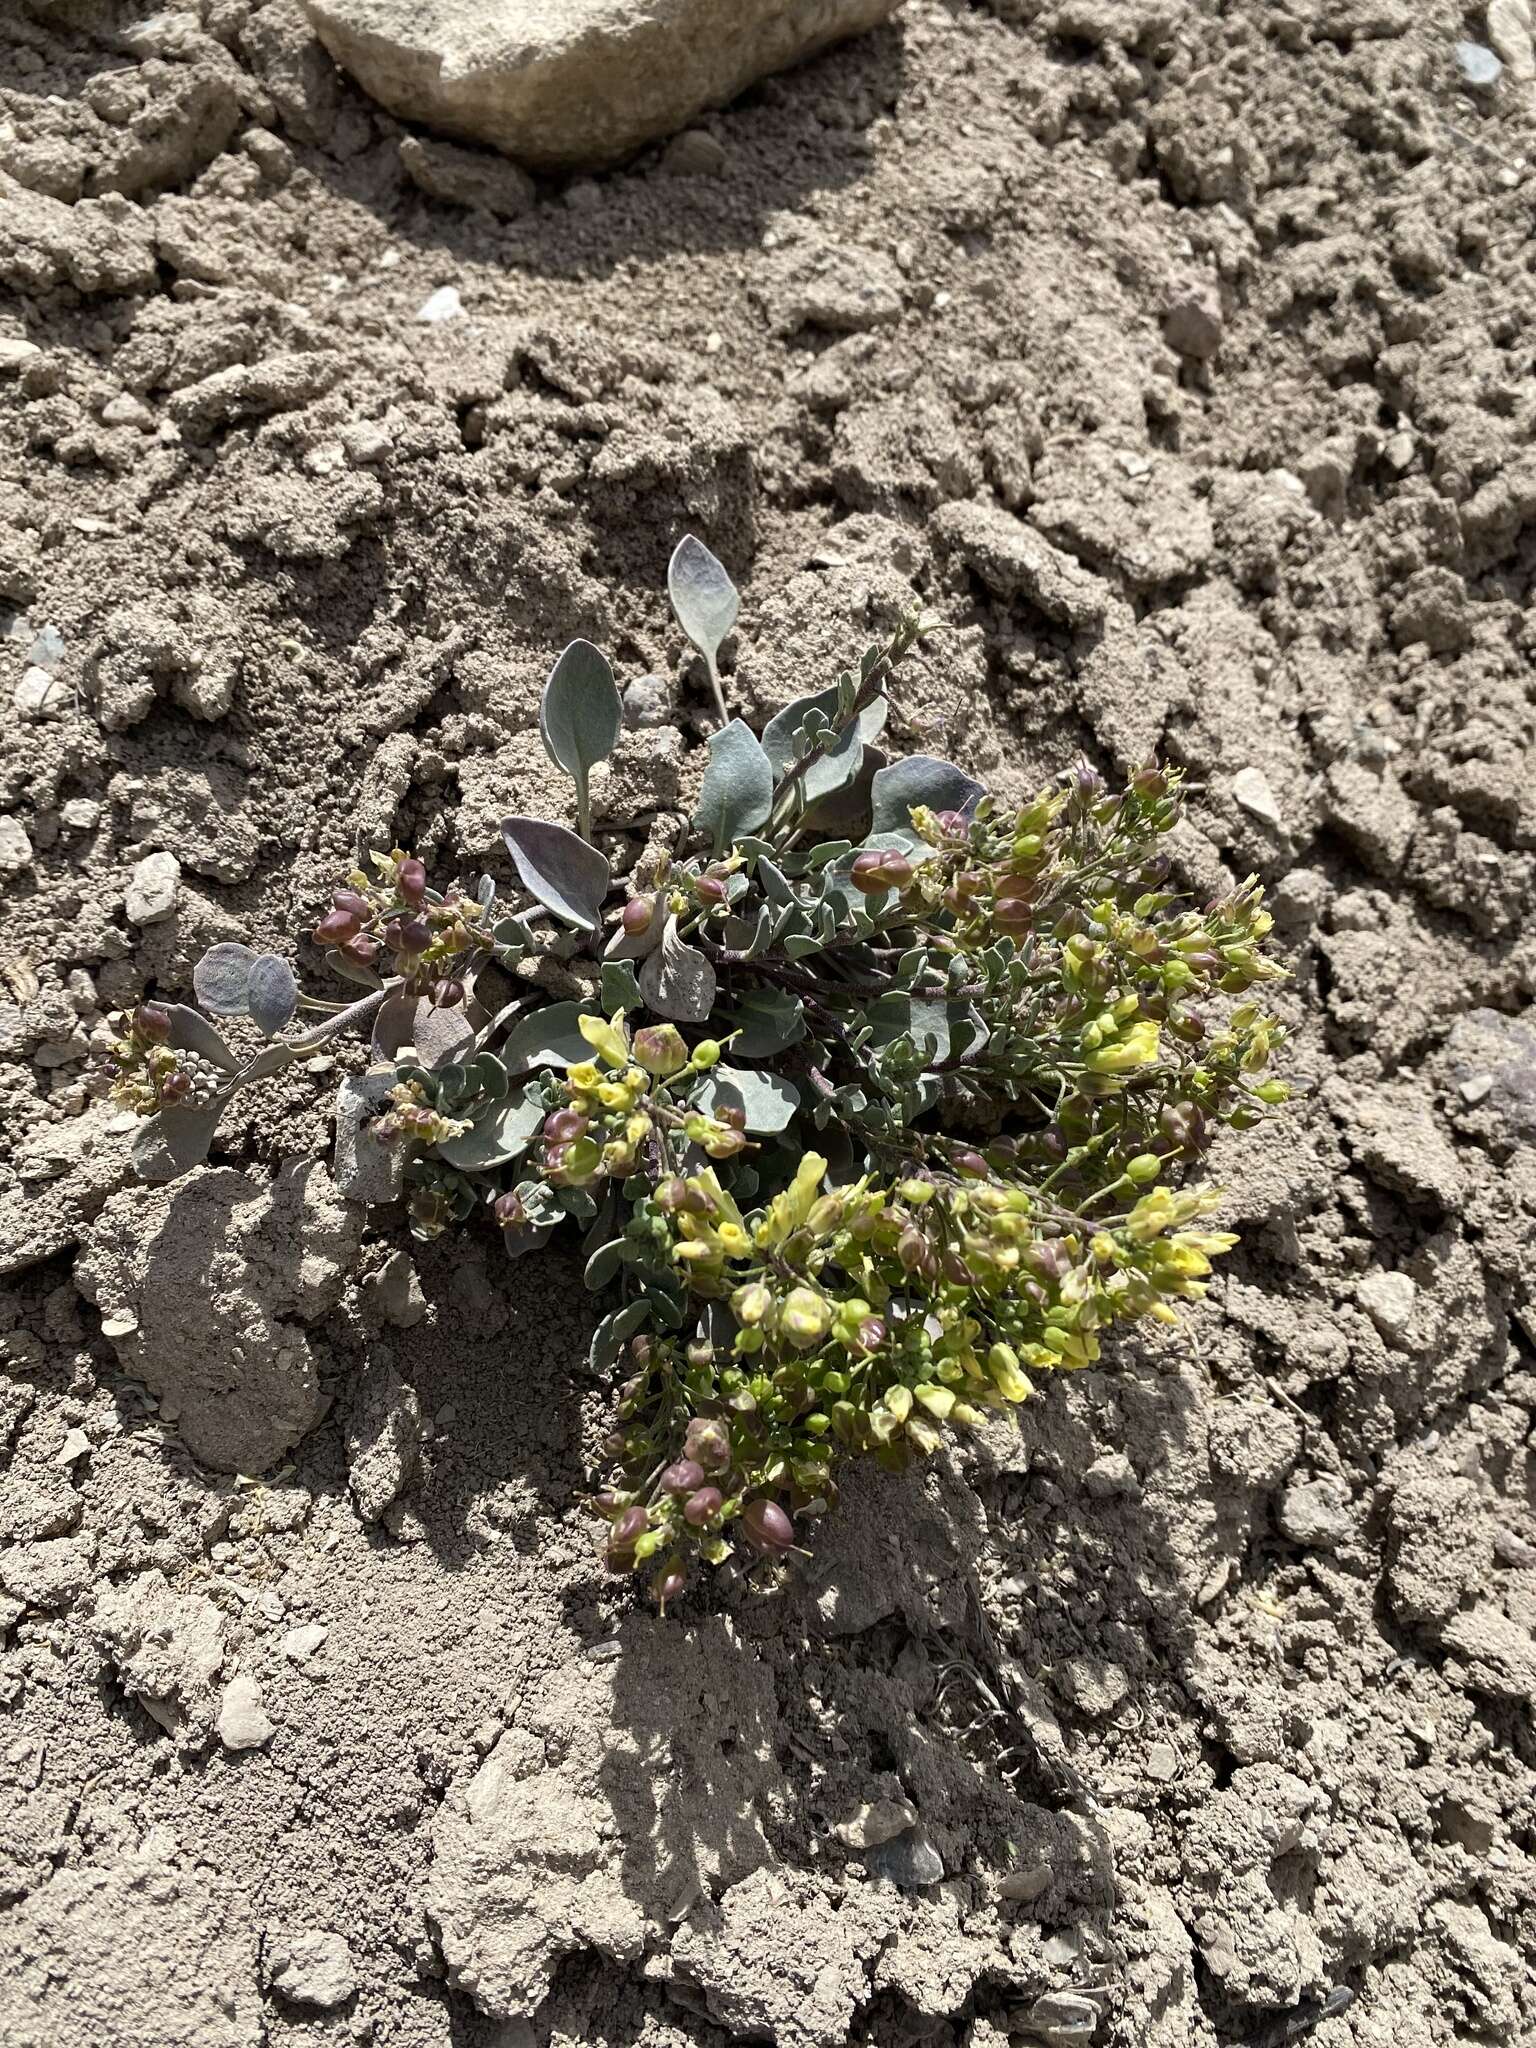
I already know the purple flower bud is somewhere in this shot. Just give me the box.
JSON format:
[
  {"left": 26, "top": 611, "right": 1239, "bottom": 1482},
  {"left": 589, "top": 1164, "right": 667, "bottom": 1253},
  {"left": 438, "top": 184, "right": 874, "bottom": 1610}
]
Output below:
[
  {"left": 683, "top": 1417, "right": 731, "bottom": 1472},
  {"left": 159, "top": 1070, "right": 191, "bottom": 1105},
  {"left": 134, "top": 1003, "right": 171, "bottom": 1043},
  {"left": 683, "top": 1486, "right": 723, "bottom": 1527},
  {"left": 934, "top": 809, "right": 968, "bottom": 838},
  {"left": 661, "top": 1459, "right": 706, "bottom": 1496},
  {"left": 621, "top": 896, "right": 654, "bottom": 936},
  {"left": 953, "top": 1149, "right": 989, "bottom": 1177},
  {"left": 493, "top": 1192, "right": 526, "bottom": 1227},
  {"left": 314, "top": 909, "right": 361, "bottom": 947},
  {"left": 342, "top": 934, "right": 380, "bottom": 967},
  {"left": 395, "top": 918, "right": 432, "bottom": 955},
  {"left": 652, "top": 1567, "right": 688, "bottom": 1609},
  {"left": 545, "top": 1109, "right": 589, "bottom": 1143},
  {"left": 850, "top": 850, "right": 894, "bottom": 896},
  {"left": 856, "top": 1315, "right": 886, "bottom": 1351},
  {"left": 695, "top": 875, "right": 728, "bottom": 907},
  {"left": 333, "top": 889, "right": 370, "bottom": 918},
  {"left": 611, "top": 1506, "right": 648, "bottom": 1548},
  {"left": 430, "top": 978, "right": 465, "bottom": 1008},
  {"left": 740, "top": 1499, "right": 795, "bottom": 1555},
  {"left": 398, "top": 857, "right": 428, "bottom": 904}
]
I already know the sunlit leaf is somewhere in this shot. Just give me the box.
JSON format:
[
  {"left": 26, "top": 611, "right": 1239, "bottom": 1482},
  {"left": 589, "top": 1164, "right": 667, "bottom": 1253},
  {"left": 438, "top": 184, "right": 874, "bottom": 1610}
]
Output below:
[
  {"left": 640, "top": 915, "right": 717, "bottom": 1023},
  {"left": 694, "top": 719, "right": 773, "bottom": 852},
  {"left": 539, "top": 639, "right": 621, "bottom": 781},
  {"left": 869, "top": 755, "right": 985, "bottom": 842},
  {"left": 668, "top": 534, "right": 738, "bottom": 667},
  {"left": 192, "top": 943, "right": 255, "bottom": 1017},
  {"left": 696, "top": 1064, "right": 799, "bottom": 1134},
  {"left": 435, "top": 1089, "right": 544, "bottom": 1170},
  {"left": 247, "top": 954, "right": 298, "bottom": 1036},
  {"left": 501, "top": 816, "right": 610, "bottom": 932},
  {"left": 500, "top": 999, "right": 594, "bottom": 1073}
]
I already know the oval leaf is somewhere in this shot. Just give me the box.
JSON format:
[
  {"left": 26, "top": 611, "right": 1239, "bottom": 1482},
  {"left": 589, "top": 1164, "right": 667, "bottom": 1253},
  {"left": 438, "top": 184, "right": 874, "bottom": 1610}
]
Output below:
[
  {"left": 132, "top": 1103, "right": 222, "bottom": 1183},
  {"left": 247, "top": 954, "right": 298, "bottom": 1036},
  {"left": 590, "top": 1298, "right": 652, "bottom": 1375},
  {"left": 500, "top": 999, "right": 594, "bottom": 1073},
  {"left": 869, "top": 755, "right": 985, "bottom": 842},
  {"left": 192, "top": 942, "right": 255, "bottom": 1017},
  {"left": 501, "top": 816, "right": 610, "bottom": 932},
  {"left": 436, "top": 1089, "right": 545, "bottom": 1170},
  {"left": 694, "top": 719, "right": 773, "bottom": 852},
  {"left": 696, "top": 1064, "right": 799, "bottom": 1134},
  {"left": 539, "top": 639, "right": 621, "bottom": 780},
  {"left": 719, "top": 988, "right": 806, "bottom": 1058},
  {"left": 668, "top": 535, "right": 738, "bottom": 665},
  {"left": 640, "top": 916, "right": 717, "bottom": 1024}
]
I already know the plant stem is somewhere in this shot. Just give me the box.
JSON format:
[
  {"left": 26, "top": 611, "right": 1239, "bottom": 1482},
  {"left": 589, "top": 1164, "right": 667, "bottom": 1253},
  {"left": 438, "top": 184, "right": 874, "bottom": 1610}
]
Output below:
[
  {"left": 706, "top": 653, "right": 729, "bottom": 728},
  {"left": 576, "top": 768, "right": 592, "bottom": 846}
]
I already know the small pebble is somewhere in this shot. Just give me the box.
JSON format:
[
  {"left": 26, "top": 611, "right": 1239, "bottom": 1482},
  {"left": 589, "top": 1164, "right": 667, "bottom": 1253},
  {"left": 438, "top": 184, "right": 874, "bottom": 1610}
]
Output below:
[
  {"left": 283, "top": 1622, "right": 329, "bottom": 1662},
  {"left": 218, "top": 1674, "right": 276, "bottom": 1751},
  {"left": 0, "top": 338, "right": 42, "bottom": 372},
  {"left": 56, "top": 1429, "right": 92, "bottom": 1467},
  {"left": 835, "top": 1797, "right": 917, "bottom": 1849},
  {"left": 1231, "top": 766, "right": 1284, "bottom": 828},
  {"left": 1458, "top": 1073, "right": 1494, "bottom": 1106},
  {"left": 125, "top": 851, "right": 181, "bottom": 925},
  {"left": 1356, "top": 1269, "right": 1417, "bottom": 1343},
  {"left": 1454, "top": 39, "right": 1503, "bottom": 84},
  {"left": 865, "top": 1823, "right": 944, "bottom": 1889},
  {"left": 0, "top": 816, "right": 33, "bottom": 874},
  {"left": 416, "top": 285, "right": 464, "bottom": 323}
]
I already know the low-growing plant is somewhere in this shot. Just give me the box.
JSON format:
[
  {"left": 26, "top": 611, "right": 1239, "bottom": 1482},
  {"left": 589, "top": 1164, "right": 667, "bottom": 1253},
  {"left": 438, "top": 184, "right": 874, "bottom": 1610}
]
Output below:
[{"left": 102, "top": 539, "right": 1288, "bottom": 1610}]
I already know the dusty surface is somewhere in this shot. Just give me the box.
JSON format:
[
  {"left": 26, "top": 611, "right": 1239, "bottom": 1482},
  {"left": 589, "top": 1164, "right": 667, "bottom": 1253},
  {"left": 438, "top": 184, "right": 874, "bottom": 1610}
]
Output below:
[{"left": 2, "top": 3, "right": 1536, "bottom": 2046}]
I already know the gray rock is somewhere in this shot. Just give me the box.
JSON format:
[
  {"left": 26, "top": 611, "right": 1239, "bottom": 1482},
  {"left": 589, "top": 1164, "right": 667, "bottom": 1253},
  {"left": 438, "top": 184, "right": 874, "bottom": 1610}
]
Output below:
[
  {"left": 367, "top": 1249, "right": 427, "bottom": 1327},
  {"left": 780, "top": 242, "right": 905, "bottom": 333},
  {"left": 218, "top": 1674, "right": 276, "bottom": 1752},
  {"left": 91, "top": 1575, "right": 226, "bottom": 1751},
  {"left": 1025, "top": 1990, "right": 1101, "bottom": 2045},
  {"left": 1279, "top": 1476, "right": 1352, "bottom": 1552},
  {"left": 347, "top": 1355, "right": 423, "bottom": 1522},
  {"left": 834, "top": 1796, "right": 916, "bottom": 1849},
  {"left": 865, "top": 1823, "right": 944, "bottom": 1888},
  {"left": 334, "top": 1072, "right": 406, "bottom": 1204},
  {"left": 622, "top": 675, "right": 674, "bottom": 729},
  {"left": 263, "top": 1929, "right": 356, "bottom": 2009},
  {"left": 932, "top": 497, "right": 1108, "bottom": 630},
  {"left": 0, "top": 814, "right": 33, "bottom": 873},
  {"left": 299, "top": 0, "right": 901, "bottom": 170},
  {"left": 1355, "top": 1269, "right": 1417, "bottom": 1344},
  {"left": 400, "top": 134, "right": 536, "bottom": 216},
  {"left": 1454, "top": 39, "right": 1502, "bottom": 84},
  {"left": 1163, "top": 284, "right": 1222, "bottom": 360},
  {"left": 125, "top": 850, "right": 181, "bottom": 925},
  {"left": 1231, "top": 766, "right": 1284, "bottom": 829}
]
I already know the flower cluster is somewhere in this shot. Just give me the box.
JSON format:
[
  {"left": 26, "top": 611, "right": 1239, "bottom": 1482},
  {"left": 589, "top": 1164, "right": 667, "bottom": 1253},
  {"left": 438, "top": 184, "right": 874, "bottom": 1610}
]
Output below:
[
  {"left": 100, "top": 1004, "right": 223, "bottom": 1116},
  {"left": 310, "top": 850, "right": 493, "bottom": 1001}
]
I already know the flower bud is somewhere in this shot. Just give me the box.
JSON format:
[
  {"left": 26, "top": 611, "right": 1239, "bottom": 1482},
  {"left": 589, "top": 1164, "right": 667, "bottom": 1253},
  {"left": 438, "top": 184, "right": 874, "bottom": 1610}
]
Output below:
[
  {"left": 683, "top": 1486, "right": 723, "bottom": 1527},
  {"left": 342, "top": 934, "right": 380, "bottom": 967},
  {"left": 333, "top": 889, "right": 370, "bottom": 918},
  {"left": 684, "top": 1416, "right": 731, "bottom": 1471},
  {"left": 954, "top": 1149, "right": 989, "bottom": 1177},
  {"left": 314, "top": 908, "right": 361, "bottom": 947},
  {"left": 398, "top": 857, "right": 427, "bottom": 904},
  {"left": 850, "top": 850, "right": 894, "bottom": 896},
  {"left": 740, "top": 1499, "right": 795, "bottom": 1554},
  {"left": 394, "top": 917, "right": 432, "bottom": 955},
  {"left": 430, "top": 977, "right": 465, "bottom": 1008},
  {"left": 695, "top": 875, "right": 728, "bottom": 907},
  {"left": 545, "top": 1109, "right": 589, "bottom": 1143},
  {"left": 781, "top": 1287, "right": 832, "bottom": 1348},
  {"left": 685, "top": 1340, "right": 714, "bottom": 1370},
  {"left": 159, "top": 1070, "right": 191, "bottom": 1104},
  {"left": 651, "top": 1566, "right": 688, "bottom": 1609},
  {"left": 134, "top": 1003, "right": 171, "bottom": 1043},
  {"left": 632, "top": 1024, "right": 688, "bottom": 1078},
  {"left": 661, "top": 1459, "right": 706, "bottom": 1496},
  {"left": 493, "top": 1192, "right": 526, "bottom": 1228},
  {"left": 622, "top": 896, "right": 654, "bottom": 936},
  {"left": 934, "top": 809, "right": 968, "bottom": 838},
  {"left": 856, "top": 1315, "right": 887, "bottom": 1351},
  {"left": 732, "top": 1282, "right": 773, "bottom": 1327},
  {"left": 611, "top": 1506, "right": 649, "bottom": 1549}
]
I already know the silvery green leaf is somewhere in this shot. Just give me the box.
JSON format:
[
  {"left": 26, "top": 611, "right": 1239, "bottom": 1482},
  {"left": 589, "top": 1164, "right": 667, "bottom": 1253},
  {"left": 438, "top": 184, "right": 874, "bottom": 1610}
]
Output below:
[
  {"left": 800, "top": 742, "right": 885, "bottom": 840},
  {"left": 640, "top": 915, "right": 716, "bottom": 1023},
  {"left": 132, "top": 1103, "right": 222, "bottom": 1183},
  {"left": 436, "top": 1088, "right": 544, "bottom": 1170},
  {"left": 869, "top": 755, "right": 985, "bottom": 841},
  {"left": 164, "top": 1004, "right": 239, "bottom": 1072},
  {"left": 477, "top": 874, "right": 497, "bottom": 909},
  {"left": 501, "top": 815, "right": 610, "bottom": 932},
  {"left": 601, "top": 959, "right": 643, "bottom": 1013},
  {"left": 722, "top": 988, "right": 805, "bottom": 1056},
  {"left": 590, "top": 1298, "right": 651, "bottom": 1374},
  {"left": 694, "top": 719, "right": 772, "bottom": 852},
  {"left": 868, "top": 993, "right": 952, "bottom": 1063},
  {"left": 193, "top": 942, "right": 256, "bottom": 1017},
  {"left": 372, "top": 990, "right": 419, "bottom": 1061},
  {"left": 329, "top": 947, "right": 385, "bottom": 990},
  {"left": 668, "top": 535, "right": 738, "bottom": 666},
  {"left": 246, "top": 954, "right": 298, "bottom": 1036},
  {"left": 584, "top": 1239, "right": 627, "bottom": 1291},
  {"left": 466, "top": 1052, "right": 509, "bottom": 1099},
  {"left": 805, "top": 839, "right": 854, "bottom": 869},
  {"left": 500, "top": 999, "right": 592, "bottom": 1072},
  {"left": 492, "top": 914, "right": 535, "bottom": 954},
  {"left": 756, "top": 856, "right": 795, "bottom": 907},
  {"left": 762, "top": 683, "right": 888, "bottom": 807},
  {"left": 539, "top": 639, "right": 621, "bottom": 779},
  {"left": 696, "top": 1064, "right": 799, "bottom": 1134}
]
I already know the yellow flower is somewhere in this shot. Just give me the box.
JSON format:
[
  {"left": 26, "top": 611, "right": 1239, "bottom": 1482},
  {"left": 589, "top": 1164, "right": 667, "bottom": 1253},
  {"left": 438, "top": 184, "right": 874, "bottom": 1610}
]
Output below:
[
  {"left": 579, "top": 1011, "right": 631, "bottom": 1070},
  {"left": 1083, "top": 1019, "right": 1161, "bottom": 1075},
  {"left": 755, "top": 1153, "right": 828, "bottom": 1248}
]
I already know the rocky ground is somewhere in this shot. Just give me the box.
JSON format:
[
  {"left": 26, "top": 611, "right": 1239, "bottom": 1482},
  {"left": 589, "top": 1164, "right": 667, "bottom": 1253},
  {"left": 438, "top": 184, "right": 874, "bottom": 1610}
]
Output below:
[{"left": 2, "top": 2, "right": 1536, "bottom": 2045}]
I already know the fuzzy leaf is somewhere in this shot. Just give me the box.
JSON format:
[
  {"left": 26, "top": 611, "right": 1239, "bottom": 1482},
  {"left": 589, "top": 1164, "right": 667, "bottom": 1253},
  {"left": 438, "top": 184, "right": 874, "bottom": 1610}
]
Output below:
[
  {"left": 193, "top": 943, "right": 256, "bottom": 1017},
  {"left": 539, "top": 639, "right": 621, "bottom": 781},
  {"left": 247, "top": 954, "right": 298, "bottom": 1036},
  {"left": 668, "top": 535, "right": 738, "bottom": 667},
  {"left": 590, "top": 1298, "right": 652, "bottom": 1374},
  {"left": 763, "top": 683, "right": 888, "bottom": 808},
  {"left": 164, "top": 1004, "right": 239, "bottom": 1073},
  {"left": 694, "top": 719, "right": 773, "bottom": 852},
  {"left": 696, "top": 1064, "right": 799, "bottom": 1134},
  {"left": 600, "top": 959, "right": 644, "bottom": 1014},
  {"left": 721, "top": 988, "right": 806, "bottom": 1057},
  {"left": 501, "top": 816, "right": 610, "bottom": 932},
  {"left": 132, "top": 1103, "right": 222, "bottom": 1183},
  {"left": 868, "top": 993, "right": 952, "bottom": 1063},
  {"left": 640, "top": 915, "right": 717, "bottom": 1024},
  {"left": 869, "top": 755, "right": 985, "bottom": 842},
  {"left": 436, "top": 1089, "right": 544, "bottom": 1170},
  {"left": 500, "top": 999, "right": 593, "bottom": 1073},
  {"left": 583, "top": 1239, "right": 627, "bottom": 1292}
]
